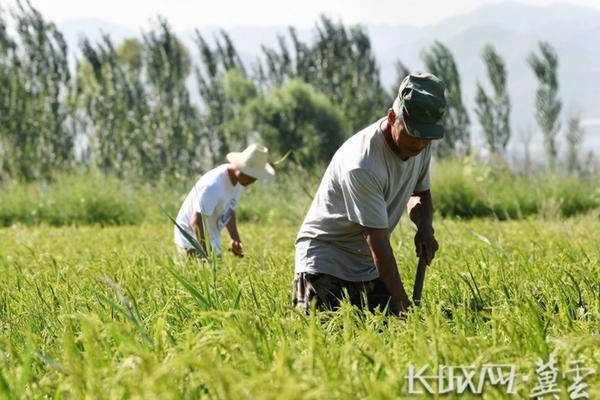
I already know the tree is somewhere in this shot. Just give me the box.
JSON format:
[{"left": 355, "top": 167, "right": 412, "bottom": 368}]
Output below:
[
  {"left": 79, "top": 35, "right": 150, "bottom": 175},
  {"left": 222, "top": 69, "right": 258, "bottom": 150},
  {"left": 0, "top": 7, "right": 16, "bottom": 180},
  {"left": 518, "top": 127, "right": 534, "bottom": 173},
  {"left": 527, "top": 42, "right": 562, "bottom": 171},
  {"left": 194, "top": 30, "right": 247, "bottom": 164},
  {"left": 0, "top": 1, "right": 74, "bottom": 181},
  {"left": 565, "top": 114, "right": 584, "bottom": 174},
  {"left": 474, "top": 44, "right": 511, "bottom": 156},
  {"left": 247, "top": 80, "right": 348, "bottom": 167},
  {"left": 79, "top": 22, "right": 201, "bottom": 179},
  {"left": 258, "top": 16, "right": 387, "bottom": 134},
  {"left": 142, "top": 19, "right": 199, "bottom": 177},
  {"left": 421, "top": 41, "right": 470, "bottom": 158},
  {"left": 116, "top": 37, "right": 143, "bottom": 73},
  {"left": 389, "top": 59, "right": 410, "bottom": 100}
]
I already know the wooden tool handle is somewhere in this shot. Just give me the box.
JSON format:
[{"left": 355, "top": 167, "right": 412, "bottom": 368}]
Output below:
[{"left": 412, "top": 251, "right": 428, "bottom": 306}]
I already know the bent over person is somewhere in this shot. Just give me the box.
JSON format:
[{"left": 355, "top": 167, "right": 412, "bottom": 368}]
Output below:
[
  {"left": 174, "top": 144, "right": 275, "bottom": 258},
  {"left": 293, "top": 72, "right": 446, "bottom": 316}
]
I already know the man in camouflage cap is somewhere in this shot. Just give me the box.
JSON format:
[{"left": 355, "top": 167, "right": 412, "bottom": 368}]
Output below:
[{"left": 293, "top": 72, "right": 446, "bottom": 317}]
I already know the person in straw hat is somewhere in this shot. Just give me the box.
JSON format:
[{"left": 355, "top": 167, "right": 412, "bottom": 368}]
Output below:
[{"left": 174, "top": 144, "right": 275, "bottom": 258}]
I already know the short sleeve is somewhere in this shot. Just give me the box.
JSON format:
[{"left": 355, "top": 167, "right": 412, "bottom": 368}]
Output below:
[
  {"left": 192, "top": 185, "right": 220, "bottom": 216},
  {"left": 340, "top": 169, "right": 388, "bottom": 229},
  {"left": 414, "top": 147, "right": 432, "bottom": 192}
]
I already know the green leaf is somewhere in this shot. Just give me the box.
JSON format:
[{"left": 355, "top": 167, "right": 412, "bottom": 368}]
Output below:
[
  {"left": 166, "top": 266, "right": 213, "bottom": 309},
  {"left": 162, "top": 206, "right": 208, "bottom": 259}
]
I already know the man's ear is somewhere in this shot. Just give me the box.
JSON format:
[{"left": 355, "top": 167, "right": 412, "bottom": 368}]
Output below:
[{"left": 387, "top": 108, "right": 396, "bottom": 125}]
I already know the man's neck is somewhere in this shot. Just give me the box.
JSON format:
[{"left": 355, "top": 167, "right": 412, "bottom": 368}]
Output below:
[
  {"left": 227, "top": 168, "right": 238, "bottom": 185},
  {"left": 381, "top": 121, "right": 409, "bottom": 161}
]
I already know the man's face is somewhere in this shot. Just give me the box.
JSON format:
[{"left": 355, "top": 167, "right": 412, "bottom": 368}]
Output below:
[
  {"left": 393, "top": 117, "right": 431, "bottom": 159},
  {"left": 238, "top": 172, "right": 257, "bottom": 187}
]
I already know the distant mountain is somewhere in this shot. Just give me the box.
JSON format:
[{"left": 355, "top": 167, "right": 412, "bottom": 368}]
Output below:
[
  {"left": 427, "top": 1, "right": 600, "bottom": 36},
  {"left": 56, "top": 2, "right": 600, "bottom": 160},
  {"left": 58, "top": 18, "right": 136, "bottom": 55}
]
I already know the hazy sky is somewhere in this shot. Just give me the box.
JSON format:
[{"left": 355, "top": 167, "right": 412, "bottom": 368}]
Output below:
[{"left": 8, "top": 0, "right": 600, "bottom": 29}]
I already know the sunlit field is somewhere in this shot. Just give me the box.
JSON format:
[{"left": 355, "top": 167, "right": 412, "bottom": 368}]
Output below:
[
  {"left": 2, "top": 1, "right": 600, "bottom": 398},
  {"left": 1, "top": 216, "right": 598, "bottom": 399}
]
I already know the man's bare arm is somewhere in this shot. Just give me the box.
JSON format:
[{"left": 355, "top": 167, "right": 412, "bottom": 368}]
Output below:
[
  {"left": 225, "top": 211, "right": 240, "bottom": 241},
  {"left": 407, "top": 190, "right": 433, "bottom": 231},
  {"left": 226, "top": 211, "right": 244, "bottom": 256},
  {"left": 363, "top": 227, "right": 412, "bottom": 315},
  {"left": 190, "top": 211, "right": 209, "bottom": 256},
  {"left": 407, "top": 190, "right": 438, "bottom": 265}
]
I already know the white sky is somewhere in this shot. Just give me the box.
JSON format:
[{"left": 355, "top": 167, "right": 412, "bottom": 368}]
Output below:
[{"left": 6, "top": 0, "right": 600, "bottom": 29}]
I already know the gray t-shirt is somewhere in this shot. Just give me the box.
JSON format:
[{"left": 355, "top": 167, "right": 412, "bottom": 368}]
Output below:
[{"left": 295, "top": 118, "right": 432, "bottom": 281}]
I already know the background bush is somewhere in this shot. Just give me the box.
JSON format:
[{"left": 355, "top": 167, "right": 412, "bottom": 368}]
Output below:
[
  {"left": 432, "top": 158, "right": 600, "bottom": 219},
  {"left": 1, "top": 160, "right": 598, "bottom": 227}
]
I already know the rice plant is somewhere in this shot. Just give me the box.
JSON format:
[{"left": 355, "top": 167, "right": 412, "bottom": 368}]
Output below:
[{"left": 0, "top": 216, "right": 598, "bottom": 398}]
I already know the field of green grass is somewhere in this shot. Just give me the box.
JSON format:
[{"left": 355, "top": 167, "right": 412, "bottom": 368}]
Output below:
[
  {"left": 1, "top": 159, "right": 599, "bottom": 228},
  {"left": 1, "top": 215, "right": 598, "bottom": 398}
]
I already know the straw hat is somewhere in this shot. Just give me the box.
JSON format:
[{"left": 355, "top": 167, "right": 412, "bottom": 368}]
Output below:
[{"left": 226, "top": 144, "right": 275, "bottom": 180}]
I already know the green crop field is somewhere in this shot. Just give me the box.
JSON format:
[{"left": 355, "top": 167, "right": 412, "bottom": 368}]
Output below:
[
  {"left": 1, "top": 216, "right": 598, "bottom": 399},
  {"left": 2, "top": 2, "right": 599, "bottom": 398}
]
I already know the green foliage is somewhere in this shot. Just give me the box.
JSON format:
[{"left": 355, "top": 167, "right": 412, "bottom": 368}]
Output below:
[
  {"left": 389, "top": 59, "right": 410, "bottom": 100},
  {"left": 248, "top": 80, "right": 349, "bottom": 166},
  {"left": 79, "top": 35, "right": 150, "bottom": 174},
  {"left": 142, "top": 19, "right": 200, "bottom": 177},
  {"left": 565, "top": 114, "right": 584, "bottom": 175},
  {"left": 0, "top": 3, "right": 592, "bottom": 186},
  {"left": 259, "top": 16, "right": 388, "bottom": 133},
  {"left": 432, "top": 158, "right": 599, "bottom": 219},
  {"left": 221, "top": 69, "right": 259, "bottom": 151},
  {"left": 528, "top": 42, "right": 562, "bottom": 171},
  {"left": 0, "top": 1, "right": 75, "bottom": 181},
  {"left": 78, "top": 21, "right": 201, "bottom": 179},
  {"left": 0, "top": 217, "right": 598, "bottom": 397},
  {"left": 116, "top": 38, "right": 143, "bottom": 72},
  {"left": 1, "top": 163, "right": 598, "bottom": 228},
  {"left": 144, "top": 19, "right": 192, "bottom": 85},
  {"left": 421, "top": 41, "right": 470, "bottom": 158},
  {"left": 475, "top": 45, "right": 511, "bottom": 155},
  {"left": 236, "top": 163, "right": 323, "bottom": 225},
  {"left": 194, "top": 30, "right": 249, "bottom": 164},
  {"left": 0, "top": 172, "right": 145, "bottom": 226}
]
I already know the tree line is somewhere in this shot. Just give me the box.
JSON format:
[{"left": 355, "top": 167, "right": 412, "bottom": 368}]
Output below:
[{"left": 0, "top": 1, "right": 588, "bottom": 182}]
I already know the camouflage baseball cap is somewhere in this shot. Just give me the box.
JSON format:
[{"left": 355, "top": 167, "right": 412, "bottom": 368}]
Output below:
[{"left": 392, "top": 72, "right": 447, "bottom": 140}]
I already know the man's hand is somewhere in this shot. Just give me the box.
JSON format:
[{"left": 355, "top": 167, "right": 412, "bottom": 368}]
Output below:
[
  {"left": 230, "top": 239, "right": 244, "bottom": 257},
  {"left": 226, "top": 211, "right": 244, "bottom": 257},
  {"left": 363, "top": 227, "right": 412, "bottom": 318},
  {"left": 414, "top": 229, "right": 438, "bottom": 265},
  {"left": 395, "top": 293, "right": 413, "bottom": 318}
]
